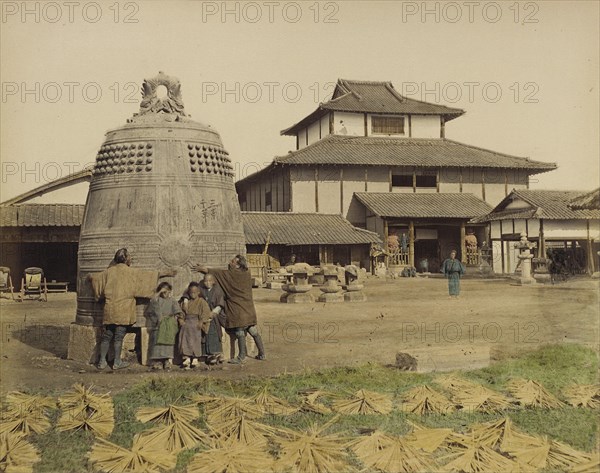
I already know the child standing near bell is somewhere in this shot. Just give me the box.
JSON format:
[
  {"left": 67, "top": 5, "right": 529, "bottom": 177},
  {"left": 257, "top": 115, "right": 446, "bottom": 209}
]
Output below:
[
  {"left": 178, "top": 282, "right": 212, "bottom": 369},
  {"left": 147, "top": 282, "right": 182, "bottom": 370}
]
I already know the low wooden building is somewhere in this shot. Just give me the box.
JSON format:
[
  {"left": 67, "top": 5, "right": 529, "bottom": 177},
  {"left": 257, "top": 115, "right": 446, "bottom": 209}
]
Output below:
[
  {"left": 0, "top": 204, "right": 84, "bottom": 288},
  {"left": 242, "top": 211, "right": 381, "bottom": 268},
  {"left": 351, "top": 192, "right": 492, "bottom": 272},
  {"left": 472, "top": 189, "right": 600, "bottom": 274}
]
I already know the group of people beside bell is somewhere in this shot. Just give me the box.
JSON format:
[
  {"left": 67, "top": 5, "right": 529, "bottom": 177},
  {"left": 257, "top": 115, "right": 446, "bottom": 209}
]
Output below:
[{"left": 88, "top": 248, "right": 266, "bottom": 371}]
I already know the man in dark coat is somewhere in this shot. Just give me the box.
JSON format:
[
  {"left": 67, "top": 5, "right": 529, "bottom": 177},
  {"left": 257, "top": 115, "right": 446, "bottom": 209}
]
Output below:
[{"left": 194, "top": 255, "right": 266, "bottom": 364}]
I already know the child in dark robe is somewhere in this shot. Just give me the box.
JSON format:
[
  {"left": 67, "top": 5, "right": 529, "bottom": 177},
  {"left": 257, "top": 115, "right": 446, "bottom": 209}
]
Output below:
[
  {"left": 200, "top": 273, "right": 226, "bottom": 365},
  {"left": 178, "top": 282, "right": 211, "bottom": 369},
  {"left": 147, "top": 282, "right": 182, "bottom": 371}
]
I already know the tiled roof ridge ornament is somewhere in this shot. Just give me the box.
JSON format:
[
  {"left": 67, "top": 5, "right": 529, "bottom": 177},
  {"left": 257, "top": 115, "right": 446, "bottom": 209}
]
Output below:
[{"left": 130, "top": 71, "right": 190, "bottom": 123}]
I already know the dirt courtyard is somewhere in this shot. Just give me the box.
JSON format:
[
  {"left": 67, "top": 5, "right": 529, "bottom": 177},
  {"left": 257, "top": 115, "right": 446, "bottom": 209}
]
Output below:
[{"left": 1, "top": 276, "right": 598, "bottom": 394}]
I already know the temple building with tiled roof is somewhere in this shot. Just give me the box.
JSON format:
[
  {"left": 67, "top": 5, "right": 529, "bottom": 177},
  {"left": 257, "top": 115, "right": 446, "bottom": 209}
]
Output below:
[
  {"left": 235, "top": 78, "right": 559, "bottom": 272},
  {"left": 472, "top": 189, "right": 599, "bottom": 274}
]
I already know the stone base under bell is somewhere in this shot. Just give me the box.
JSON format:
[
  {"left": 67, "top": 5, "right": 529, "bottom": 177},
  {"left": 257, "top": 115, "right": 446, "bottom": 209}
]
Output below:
[
  {"left": 67, "top": 323, "right": 138, "bottom": 365},
  {"left": 280, "top": 292, "right": 315, "bottom": 303},
  {"left": 317, "top": 292, "right": 344, "bottom": 303},
  {"left": 344, "top": 291, "right": 367, "bottom": 302}
]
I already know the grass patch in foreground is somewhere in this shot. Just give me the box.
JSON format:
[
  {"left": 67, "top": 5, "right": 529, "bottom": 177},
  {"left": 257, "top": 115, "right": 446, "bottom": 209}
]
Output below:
[{"left": 30, "top": 343, "right": 598, "bottom": 473}]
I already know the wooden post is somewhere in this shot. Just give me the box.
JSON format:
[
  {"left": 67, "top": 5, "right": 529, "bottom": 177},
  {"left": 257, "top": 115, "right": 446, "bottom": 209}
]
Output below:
[
  {"left": 364, "top": 168, "right": 368, "bottom": 191},
  {"left": 436, "top": 169, "right": 440, "bottom": 193},
  {"left": 305, "top": 128, "right": 308, "bottom": 146},
  {"left": 408, "top": 114, "right": 412, "bottom": 137},
  {"left": 500, "top": 220, "right": 505, "bottom": 273},
  {"left": 440, "top": 116, "right": 445, "bottom": 138},
  {"left": 538, "top": 218, "right": 545, "bottom": 258},
  {"left": 412, "top": 169, "right": 417, "bottom": 193},
  {"left": 314, "top": 167, "right": 319, "bottom": 212},
  {"left": 287, "top": 169, "right": 293, "bottom": 211},
  {"left": 587, "top": 220, "right": 595, "bottom": 274},
  {"left": 296, "top": 134, "right": 299, "bottom": 150},
  {"left": 526, "top": 175, "right": 530, "bottom": 189},
  {"left": 460, "top": 221, "right": 467, "bottom": 264},
  {"left": 364, "top": 113, "right": 368, "bottom": 136},
  {"left": 384, "top": 219, "right": 389, "bottom": 267},
  {"left": 329, "top": 112, "right": 334, "bottom": 135},
  {"left": 459, "top": 168, "right": 463, "bottom": 193},
  {"left": 388, "top": 168, "right": 393, "bottom": 192},
  {"left": 339, "top": 167, "right": 344, "bottom": 215},
  {"left": 408, "top": 221, "right": 415, "bottom": 267},
  {"left": 481, "top": 169, "right": 486, "bottom": 202}
]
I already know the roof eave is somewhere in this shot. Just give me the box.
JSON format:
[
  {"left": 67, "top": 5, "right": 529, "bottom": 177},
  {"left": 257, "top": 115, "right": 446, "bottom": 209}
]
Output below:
[{"left": 280, "top": 106, "right": 328, "bottom": 136}]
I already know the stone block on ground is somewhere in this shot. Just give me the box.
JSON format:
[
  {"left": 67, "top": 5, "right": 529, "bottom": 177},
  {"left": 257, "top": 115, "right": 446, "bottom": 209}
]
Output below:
[
  {"left": 67, "top": 323, "right": 100, "bottom": 364},
  {"left": 344, "top": 291, "right": 367, "bottom": 302},
  {"left": 317, "top": 292, "right": 344, "bottom": 303},
  {"left": 281, "top": 292, "right": 315, "bottom": 303}
]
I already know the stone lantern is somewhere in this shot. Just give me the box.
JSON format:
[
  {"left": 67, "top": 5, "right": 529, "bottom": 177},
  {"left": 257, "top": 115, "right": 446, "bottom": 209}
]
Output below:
[
  {"left": 317, "top": 265, "right": 344, "bottom": 303},
  {"left": 280, "top": 263, "right": 314, "bottom": 303},
  {"left": 514, "top": 232, "right": 537, "bottom": 285},
  {"left": 343, "top": 264, "right": 366, "bottom": 302}
]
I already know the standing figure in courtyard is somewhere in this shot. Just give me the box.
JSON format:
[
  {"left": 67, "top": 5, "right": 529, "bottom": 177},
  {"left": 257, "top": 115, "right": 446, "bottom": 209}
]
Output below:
[
  {"left": 441, "top": 250, "right": 466, "bottom": 298},
  {"left": 88, "top": 248, "right": 176, "bottom": 370},
  {"left": 200, "top": 274, "right": 226, "bottom": 365},
  {"left": 179, "top": 282, "right": 212, "bottom": 369},
  {"left": 194, "top": 255, "right": 266, "bottom": 364},
  {"left": 147, "top": 282, "right": 182, "bottom": 371}
]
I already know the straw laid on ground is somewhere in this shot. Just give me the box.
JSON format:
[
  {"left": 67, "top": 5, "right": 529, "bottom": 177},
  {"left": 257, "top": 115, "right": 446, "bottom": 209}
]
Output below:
[
  {"left": 436, "top": 374, "right": 480, "bottom": 393},
  {"left": 347, "top": 429, "right": 397, "bottom": 460},
  {"left": 251, "top": 386, "right": 298, "bottom": 416},
  {"left": 467, "top": 417, "right": 537, "bottom": 451},
  {"left": 4, "top": 392, "right": 55, "bottom": 412},
  {"left": 348, "top": 428, "right": 437, "bottom": 473},
  {"left": 506, "top": 379, "right": 565, "bottom": 409},
  {"left": 187, "top": 439, "right": 274, "bottom": 473},
  {"left": 136, "top": 404, "right": 200, "bottom": 425},
  {"left": 58, "top": 384, "right": 112, "bottom": 412},
  {"left": 56, "top": 404, "right": 115, "bottom": 438},
  {"left": 331, "top": 389, "right": 393, "bottom": 415},
  {"left": 0, "top": 431, "right": 40, "bottom": 473},
  {"left": 189, "top": 393, "right": 221, "bottom": 407},
  {"left": 501, "top": 435, "right": 592, "bottom": 471},
  {"left": 563, "top": 384, "right": 600, "bottom": 409},
  {"left": 400, "top": 385, "right": 455, "bottom": 415},
  {"left": 570, "top": 453, "right": 600, "bottom": 473},
  {"left": 296, "top": 388, "right": 335, "bottom": 415},
  {"left": 0, "top": 392, "right": 54, "bottom": 435},
  {"left": 275, "top": 416, "right": 354, "bottom": 473},
  {"left": 207, "top": 415, "right": 280, "bottom": 447},
  {"left": 56, "top": 384, "right": 114, "bottom": 437},
  {"left": 88, "top": 435, "right": 177, "bottom": 473},
  {"left": 358, "top": 437, "right": 438, "bottom": 473},
  {"left": 439, "top": 434, "right": 520, "bottom": 473},
  {"left": 135, "top": 404, "right": 208, "bottom": 452},
  {"left": 205, "top": 396, "right": 265, "bottom": 423},
  {"left": 436, "top": 375, "right": 513, "bottom": 413},
  {"left": 404, "top": 421, "right": 453, "bottom": 453},
  {"left": 0, "top": 407, "right": 52, "bottom": 436},
  {"left": 135, "top": 420, "right": 209, "bottom": 453}
]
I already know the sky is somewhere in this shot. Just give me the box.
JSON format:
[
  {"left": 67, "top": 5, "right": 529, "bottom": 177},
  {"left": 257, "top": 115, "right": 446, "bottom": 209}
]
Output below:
[{"left": 1, "top": 0, "right": 598, "bottom": 204}]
